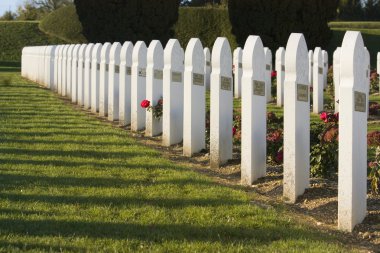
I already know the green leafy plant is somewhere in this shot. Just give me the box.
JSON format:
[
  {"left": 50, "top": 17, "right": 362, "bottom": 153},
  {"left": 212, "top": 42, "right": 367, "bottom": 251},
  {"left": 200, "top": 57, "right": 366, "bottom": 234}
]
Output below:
[{"left": 368, "top": 146, "right": 380, "bottom": 194}]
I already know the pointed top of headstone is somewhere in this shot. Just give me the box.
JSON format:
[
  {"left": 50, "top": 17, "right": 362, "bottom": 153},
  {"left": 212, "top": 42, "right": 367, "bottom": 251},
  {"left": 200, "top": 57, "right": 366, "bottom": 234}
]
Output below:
[
  {"left": 101, "top": 42, "right": 112, "bottom": 61},
  {"left": 285, "top": 33, "right": 308, "bottom": 83},
  {"left": 92, "top": 43, "right": 102, "bottom": 61},
  {"left": 164, "top": 39, "right": 183, "bottom": 67},
  {"left": 340, "top": 31, "right": 365, "bottom": 89},
  {"left": 204, "top": 47, "right": 210, "bottom": 57},
  {"left": 132, "top": 41, "right": 147, "bottom": 63},
  {"left": 147, "top": 40, "right": 164, "bottom": 67},
  {"left": 185, "top": 38, "right": 204, "bottom": 68},
  {"left": 212, "top": 37, "right": 231, "bottom": 74},
  {"left": 78, "top": 44, "right": 87, "bottom": 57},
  {"left": 120, "top": 42, "right": 133, "bottom": 62},
  {"left": 313, "top": 47, "right": 322, "bottom": 66},
  {"left": 243, "top": 35, "right": 264, "bottom": 71},
  {"left": 85, "top": 43, "right": 95, "bottom": 58},
  {"left": 110, "top": 42, "right": 122, "bottom": 64}
]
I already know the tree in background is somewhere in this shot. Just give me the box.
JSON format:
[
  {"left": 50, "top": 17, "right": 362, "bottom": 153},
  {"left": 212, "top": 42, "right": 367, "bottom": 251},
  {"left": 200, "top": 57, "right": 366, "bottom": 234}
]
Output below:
[
  {"left": 16, "top": 1, "right": 45, "bottom": 20},
  {"left": 228, "top": 0, "right": 339, "bottom": 51},
  {"left": 74, "top": 0, "right": 180, "bottom": 44},
  {"left": 0, "top": 11, "right": 16, "bottom": 21},
  {"left": 32, "top": 0, "right": 74, "bottom": 12}
]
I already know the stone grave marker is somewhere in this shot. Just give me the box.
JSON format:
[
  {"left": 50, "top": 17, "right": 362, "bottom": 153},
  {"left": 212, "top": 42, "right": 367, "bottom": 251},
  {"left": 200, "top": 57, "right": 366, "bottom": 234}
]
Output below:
[
  {"left": 131, "top": 41, "right": 148, "bottom": 131},
  {"left": 283, "top": 33, "right": 310, "bottom": 203},
  {"left": 333, "top": 47, "right": 341, "bottom": 113},
  {"left": 183, "top": 38, "right": 206, "bottom": 156},
  {"left": 210, "top": 37, "right": 233, "bottom": 168},
  {"left": 241, "top": 35, "right": 267, "bottom": 185},
  {"left": 146, "top": 40, "right": 164, "bottom": 136},
  {"left": 313, "top": 47, "right": 323, "bottom": 113},
  {"left": 77, "top": 44, "right": 87, "bottom": 106},
  {"left": 204, "top": 47, "right": 211, "bottom": 91},
  {"left": 66, "top": 44, "right": 75, "bottom": 98},
  {"left": 99, "top": 42, "right": 112, "bottom": 117},
  {"left": 264, "top": 47, "right": 272, "bottom": 102},
  {"left": 162, "top": 39, "right": 184, "bottom": 146},
  {"left": 338, "top": 31, "right": 368, "bottom": 232},
  {"left": 309, "top": 50, "right": 313, "bottom": 86},
  {"left": 71, "top": 44, "right": 81, "bottom": 104},
  {"left": 276, "top": 47, "right": 286, "bottom": 107},
  {"left": 119, "top": 42, "right": 134, "bottom": 126},
  {"left": 323, "top": 50, "right": 328, "bottom": 89},
  {"left": 108, "top": 42, "right": 122, "bottom": 121},
  {"left": 91, "top": 43, "right": 102, "bottom": 113},
  {"left": 233, "top": 47, "right": 243, "bottom": 98},
  {"left": 84, "top": 43, "right": 94, "bottom": 109}
]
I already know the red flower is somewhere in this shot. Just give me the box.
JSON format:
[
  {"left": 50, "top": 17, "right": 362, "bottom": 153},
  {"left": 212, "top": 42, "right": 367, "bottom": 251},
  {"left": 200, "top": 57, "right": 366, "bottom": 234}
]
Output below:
[
  {"left": 232, "top": 127, "right": 237, "bottom": 136},
  {"left": 141, "top": 99, "right": 150, "bottom": 109},
  {"left": 271, "top": 71, "right": 277, "bottom": 78},
  {"left": 320, "top": 112, "right": 328, "bottom": 122},
  {"left": 276, "top": 150, "right": 283, "bottom": 163}
]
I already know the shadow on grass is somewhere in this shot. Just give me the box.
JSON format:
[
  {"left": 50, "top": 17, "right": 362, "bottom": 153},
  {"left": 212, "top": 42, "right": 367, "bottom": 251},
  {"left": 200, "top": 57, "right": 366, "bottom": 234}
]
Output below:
[{"left": 0, "top": 218, "right": 337, "bottom": 246}]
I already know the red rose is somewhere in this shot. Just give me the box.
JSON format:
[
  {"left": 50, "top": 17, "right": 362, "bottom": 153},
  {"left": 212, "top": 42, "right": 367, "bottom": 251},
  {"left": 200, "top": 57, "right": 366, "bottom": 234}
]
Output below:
[
  {"left": 271, "top": 71, "right": 277, "bottom": 78},
  {"left": 320, "top": 112, "right": 327, "bottom": 121},
  {"left": 232, "top": 127, "right": 237, "bottom": 136},
  {"left": 276, "top": 150, "right": 283, "bottom": 163},
  {"left": 141, "top": 99, "right": 150, "bottom": 109}
]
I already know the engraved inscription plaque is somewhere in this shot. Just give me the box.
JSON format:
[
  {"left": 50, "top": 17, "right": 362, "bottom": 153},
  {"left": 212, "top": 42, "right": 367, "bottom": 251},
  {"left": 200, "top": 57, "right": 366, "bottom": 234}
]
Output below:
[
  {"left": 221, "top": 76, "right": 232, "bottom": 91},
  {"left": 266, "top": 64, "right": 271, "bottom": 71},
  {"left": 154, "top": 70, "right": 163, "bottom": 80},
  {"left": 206, "top": 61, "right": 211, "bottom": 67},
  {"left": 318, "top": 67, "right": 323, "bottom": 75},
  {"left": 281, "top": 65, "right": 285, "bottom": 72},
  {"left": 253, "top": 80, "right": 265, "bottom": 96},
  {"left": 297, "top": 84, "right": 309, "bottom": 102},
  {"left": 138, "top": 68, "right": 146, "bottom": 77},
  {"left": 97, "top": 63, "right": 100, "bottom": 70},
  {"left": 126, "top": 66, "right": 131, "bottom": 75},
  {"left": 172, "top": 71, "right": 182, "bottom": 83},
  {"left": 354, "top": 91, "right": 366, "bottom": 112},
  {"left": 193, "top": 73, "right": 204, "bottom": 86},
  {"left": 238, "top": 63, "right": 243, "bottom": 69},
  {"left": 115, "top": 65, "right": 120, "bottom": 74},
  {"left": 106, "top": 64, "right": 109, "bottom": 72}
]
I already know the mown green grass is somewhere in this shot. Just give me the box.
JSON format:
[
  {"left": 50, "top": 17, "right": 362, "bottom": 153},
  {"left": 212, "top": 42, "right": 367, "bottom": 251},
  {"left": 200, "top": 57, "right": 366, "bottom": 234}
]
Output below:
[{"left": 0, "top": 66, "right": 359, "bottom": 252}]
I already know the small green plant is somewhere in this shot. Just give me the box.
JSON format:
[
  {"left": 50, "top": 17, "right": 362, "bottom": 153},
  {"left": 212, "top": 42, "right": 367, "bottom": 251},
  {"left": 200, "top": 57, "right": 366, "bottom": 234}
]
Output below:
[{"left": 368, "top": 146, "right": 380, "bottom": 194}]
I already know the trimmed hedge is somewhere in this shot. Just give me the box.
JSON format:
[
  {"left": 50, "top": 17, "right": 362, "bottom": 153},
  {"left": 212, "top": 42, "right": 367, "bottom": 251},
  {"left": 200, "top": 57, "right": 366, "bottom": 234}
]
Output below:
[
  {"left": 39, "top": 5, "right": 87, "bottom": 43},
  {"left": 228, "top": 0, "right": 339, "bottom": 50},
  {"left": 329, "top": 21, "right": 380, "bottom": 29},
  {"left": 74, "top": 0, "right": 179, "bottom": 44},
  {"left": 0, "top": 21, "right": 64, "bottom": 62},
  {"left": 174, "top": 7, "right": 237, "bottom": 49}
]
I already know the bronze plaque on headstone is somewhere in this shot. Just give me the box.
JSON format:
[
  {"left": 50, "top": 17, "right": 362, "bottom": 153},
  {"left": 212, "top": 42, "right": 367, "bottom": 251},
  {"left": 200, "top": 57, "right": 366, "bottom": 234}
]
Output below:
[
  {"left": 83, "top": 62, "right": 85, "bottom": 68},
  {"left": 126, "top": 67, "right": 131, "bottom": 75},
  {"left": 354, "top": 91, "right": 366, "bottom": 112},
  {"left": 281, "top": 65, "right": 285, "bottom": 72},
  {"left": 97, "top": 63, "right": 100, "bottom": 70},
  {"left": 297, "top": 84, "right": 309, "bottom": 102},
  {"left": 193, "top": 73, "right": 204, "bottom": 86},
  {"left": 106, "top": 64, "right": 109, "bottom": 72},
  {"left": 221, "top": 76, "right": 232, "bottom": 91},
  {"left": 318, "top": 67, "right": 323, "bottom": 75},
  {"left": 115, "top": 65, "right": 120, "bottom": 74},
  {"left": 172, "top": 71, "right": 182, "bottom": 83},
  {"left": 238, "top": 63, "right": 243, "bottom": 69},
  {"left": 253, "top": 80, "right": 265, "bottom": 96},
  {"left": 266, "top": 64, "right": 271, "bottom": 71},
  {"left": 154, "top": 70, "right": 163, "bottom": 80},
  {"left": 206, "top": 61, "right": 211, "bottom": 67},
  {"left": 138, "top": 68, "right": 146, "bottom": 77},
  {"left": 324, "top": 63, "right": 327, "bottom": 67}
]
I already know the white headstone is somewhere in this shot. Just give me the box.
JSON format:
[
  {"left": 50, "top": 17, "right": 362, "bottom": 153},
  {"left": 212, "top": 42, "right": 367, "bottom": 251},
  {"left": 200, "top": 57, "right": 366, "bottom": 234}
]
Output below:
[
  {"left": 210, "top": 37, "right": 233, "bottom": 168},
  {"left": 276, "top": 47, "right": 286, "bottom": 107},
  {"left": 233, "top": 47, "right": 243, "bottom": 98},
  {"left": 183, "top": 38, "right": 205, "bottom": 156},
  {"left": 333, "top": 47, "right": 341, "bottom": 113},
  {"left": 323, "top": 50, "right": 328, "bottom": 89},
  {"left": 119, "top": 42, "right": 134, "bottom": 126},
  {"left": 53, "top": 46, "right": 60, "bottom": 92},
  {"left": 131, "top": 41, "right": 147, "bottom": 131},
  {"left": 91, "top": 43, "right": 102, "bottom": 113},
  {"left": 62, "top": 45, "right": 69, "bottom": 96},
  {"left": 162, "top": 39, "right": 184, "bottom": 146},
  {"left": 313, "top": 47, "right": 324, "bottom": 113},
  {"left": 283, "top": 33, "right": 310, "bottom": 203},
  {"left": 338, "top": 31, "right": 368, "bottom": 232},
  {"left": 308, "top": 50, "right": 313, "bottom": 86},
  {"left": 204, "top": 47, "right": 211, "bottom": 91},
  {"left": 365, "top": 47, "right": 370, "bottom": 118},
  {"left": 108, "top": 42, "right": 122, "bottom": 121},
  {"left": 264, "top": 47, "right": 273, "bottom": 102},
  {"left": 99, "top": 42, "right": 112, "bottom": 117},
  {"left": 44, "top": 46, "right": 56, "bottom": 89},
  {"left": 71, "top": 44, "right": 81, "bottom": 104},
  {"left": 241, "top": 35, "right": 267, "bottom": 185},
  {"left": 66, "top": 44, "right": 75, "bottom": 98},
  {"left": 84, "top": 43, "right": 94, "bottom": 109},
  {"left": 57, "top": 45, "right": 64, "bottom": 94},
  {"left": 146, "top": 40, "right": 164, "bottom": 136},
  {"left": 77, "top": 44, "right": 87, "bottom": 106}
]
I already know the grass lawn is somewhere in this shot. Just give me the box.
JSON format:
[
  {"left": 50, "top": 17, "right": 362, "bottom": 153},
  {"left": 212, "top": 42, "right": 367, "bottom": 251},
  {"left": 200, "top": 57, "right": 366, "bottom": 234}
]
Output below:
[{"left": 0, "top": 65, "right": 362, "bottom": 252}]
